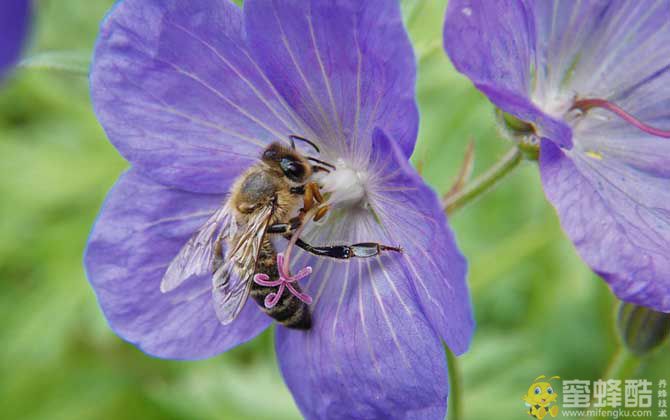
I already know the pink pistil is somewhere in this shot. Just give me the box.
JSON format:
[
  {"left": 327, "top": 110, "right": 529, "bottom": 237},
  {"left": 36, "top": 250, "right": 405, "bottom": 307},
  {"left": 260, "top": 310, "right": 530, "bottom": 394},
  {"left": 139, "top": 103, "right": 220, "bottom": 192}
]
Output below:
[
  {"left": 253, "top": 253, "right": 313, "bottom": 309},
  {"left": 572, "top": 98, "right": 670, "bottom": 139}
]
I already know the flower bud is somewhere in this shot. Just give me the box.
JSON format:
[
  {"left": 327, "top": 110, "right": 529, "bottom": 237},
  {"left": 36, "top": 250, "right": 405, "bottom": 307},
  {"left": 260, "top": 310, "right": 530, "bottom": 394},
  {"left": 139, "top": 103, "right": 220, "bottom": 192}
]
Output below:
[{"left": 617, "top": 302, "right": 670, "bottom": 356}]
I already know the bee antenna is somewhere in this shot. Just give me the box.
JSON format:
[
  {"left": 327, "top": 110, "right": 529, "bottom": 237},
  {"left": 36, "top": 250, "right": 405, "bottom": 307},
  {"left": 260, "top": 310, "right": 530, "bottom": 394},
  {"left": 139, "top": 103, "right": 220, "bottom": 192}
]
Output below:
[
  {"left": 312, "top": 165, "right": 331, "bottom": 173},
  {"left": 307, "top": 156, "right": 336, "bottom": 170},
  {"left": 289, "top": 135, "right": 320, "bottom": 154}
]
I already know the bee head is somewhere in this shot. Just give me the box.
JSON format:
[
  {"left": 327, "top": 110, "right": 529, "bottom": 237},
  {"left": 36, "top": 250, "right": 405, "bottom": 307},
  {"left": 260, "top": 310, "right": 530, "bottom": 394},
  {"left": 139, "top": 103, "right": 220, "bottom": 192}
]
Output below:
[{"left": 262, "top": 142, "right": 311, "bottom": 183}]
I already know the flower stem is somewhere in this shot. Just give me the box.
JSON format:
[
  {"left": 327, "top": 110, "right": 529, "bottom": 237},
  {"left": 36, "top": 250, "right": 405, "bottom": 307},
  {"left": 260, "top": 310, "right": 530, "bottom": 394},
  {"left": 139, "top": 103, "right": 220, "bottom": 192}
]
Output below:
[
  {"left": 589, "top": 347, "right": 641, "bottom": 420},
  {"left": 18, "top": 51, "right": 90, "bottom": 77},
  {"left": 443, "top": 146, "right": 523, "bottom": 215},
  {"left": 601, "top": 347, "right": 641, "bottom": 382},
  {"left": 446, "top": 348, "right": 463, "bottom": 420}
]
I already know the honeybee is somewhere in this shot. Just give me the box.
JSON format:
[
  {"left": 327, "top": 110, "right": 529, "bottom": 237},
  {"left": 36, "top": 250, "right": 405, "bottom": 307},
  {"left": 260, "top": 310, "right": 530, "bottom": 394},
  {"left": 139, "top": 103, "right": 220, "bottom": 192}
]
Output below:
[{"left": 160, "top": 136, "right": 401, "bottom": 329}]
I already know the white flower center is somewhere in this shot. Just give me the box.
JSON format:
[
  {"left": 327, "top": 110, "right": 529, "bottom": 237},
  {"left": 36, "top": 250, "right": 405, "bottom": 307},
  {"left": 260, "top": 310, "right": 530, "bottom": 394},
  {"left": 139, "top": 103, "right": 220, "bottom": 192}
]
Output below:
[
  {"left": 539, "top": 93, "right": 573, "bottom": 120},
  {"left": 531, "top": 90, "right": 591, "bottom": 143},
  {"left": 317, "top": 158, "right": 369, "bottom": 209}
]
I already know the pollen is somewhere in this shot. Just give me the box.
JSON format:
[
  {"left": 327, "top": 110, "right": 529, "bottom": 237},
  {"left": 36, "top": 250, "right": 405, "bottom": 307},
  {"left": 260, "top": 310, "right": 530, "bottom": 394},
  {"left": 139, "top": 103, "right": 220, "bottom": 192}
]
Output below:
[
  {"left": 317, "top": 159, "right": 369, "bottom": 209},
  {"left": 585, "top": 150, "right": 603, "bottom": 160}
]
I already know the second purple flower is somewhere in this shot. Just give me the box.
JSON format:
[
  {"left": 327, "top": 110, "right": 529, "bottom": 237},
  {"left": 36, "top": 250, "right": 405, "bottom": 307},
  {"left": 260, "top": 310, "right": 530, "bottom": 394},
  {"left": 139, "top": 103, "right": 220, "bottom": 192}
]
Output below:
[{"left": 445, "top": 0, "right": 670, "bottom": 312}]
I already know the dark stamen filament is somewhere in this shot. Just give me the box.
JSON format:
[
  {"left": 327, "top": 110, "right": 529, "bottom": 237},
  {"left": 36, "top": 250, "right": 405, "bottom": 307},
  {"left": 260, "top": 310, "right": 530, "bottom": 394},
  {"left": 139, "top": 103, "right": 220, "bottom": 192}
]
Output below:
[{"left": 572, "top": 98, "right": 670, "bottom": 138}]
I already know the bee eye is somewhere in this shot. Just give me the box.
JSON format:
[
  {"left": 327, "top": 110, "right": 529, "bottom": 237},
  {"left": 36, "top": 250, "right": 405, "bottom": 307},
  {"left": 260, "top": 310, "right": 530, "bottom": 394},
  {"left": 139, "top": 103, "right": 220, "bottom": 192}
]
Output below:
[
  {"left": 280, "top": 157, "right": 306, "bottom": 182},
  {"left": 534, "top": 387, "right": 541, "bottom": 395},
  {"left": 547, "top": 387, "right": 553, "bottom": 394}
]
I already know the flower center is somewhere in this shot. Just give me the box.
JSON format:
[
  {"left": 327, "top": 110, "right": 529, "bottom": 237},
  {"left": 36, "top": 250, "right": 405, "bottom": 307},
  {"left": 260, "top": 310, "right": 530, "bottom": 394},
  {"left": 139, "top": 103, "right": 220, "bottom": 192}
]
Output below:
[
  {"left": 498, "top": 94, "right": 670, "bottom": 159},
  {"left": 317, "top": 158, "right": 369, "bottom": 209}
]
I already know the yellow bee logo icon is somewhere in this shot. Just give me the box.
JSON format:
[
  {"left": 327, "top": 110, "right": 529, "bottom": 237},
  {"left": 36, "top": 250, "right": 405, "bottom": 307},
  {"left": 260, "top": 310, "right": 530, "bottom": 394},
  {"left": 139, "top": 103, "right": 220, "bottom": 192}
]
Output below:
[{"left": 523, "top": 375, "right": 560, "bottom": 419}]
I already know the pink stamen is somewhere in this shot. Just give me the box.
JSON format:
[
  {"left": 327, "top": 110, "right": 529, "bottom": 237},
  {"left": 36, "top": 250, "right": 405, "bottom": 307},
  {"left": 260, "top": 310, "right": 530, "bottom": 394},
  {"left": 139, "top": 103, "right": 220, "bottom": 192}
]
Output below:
[
  {"left": 252, "top": 273, "right": 283, "bottom": 287},
  {"left": 264, "top": 289, "right": 284, "bottom": 308},
  {"left": 285, "top": 282, "right": 313, "bottom": 305},
  {"left": 572, "top": 98, "right": 670, "bottom": 138},
  {"left": 252, "top": 253, "right": 313, "bottom": 309}
]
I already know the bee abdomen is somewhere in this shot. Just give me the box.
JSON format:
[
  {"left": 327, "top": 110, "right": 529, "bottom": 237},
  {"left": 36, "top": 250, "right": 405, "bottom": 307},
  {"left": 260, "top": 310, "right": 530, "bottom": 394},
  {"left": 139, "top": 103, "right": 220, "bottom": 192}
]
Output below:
[{"left": 251, "top": 241, "right": 311, "bottom": 330}]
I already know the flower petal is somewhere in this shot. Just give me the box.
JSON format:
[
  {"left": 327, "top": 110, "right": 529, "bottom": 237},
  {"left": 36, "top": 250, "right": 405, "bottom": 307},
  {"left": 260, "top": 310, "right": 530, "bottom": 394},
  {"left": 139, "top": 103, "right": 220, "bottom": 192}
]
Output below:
[
  {"left": 367, "top": 129, "right": 474, "bottom": 353},
  {"left": 444, "top": 0, "right": 532, "bottom": 100},
  {"left": 528, "top": 1, "right": 613, "bottom": 99},
  {"left": 244, "top": 0, "right": 418, "bottom": 160},
  {"left": 273, "top": 130, "right": 472, "bottom": 418},
  {"left": 531, "top": 1, "right": 670, "bottom": 107},
  {"left": 443, "top": 0, "right": 572, "bottom": 149},
  {"left": 276, "top": 228, "right": 450, "bottom": 419},
  {"left": 91, "top": 0, "right": 302, "bottom": 193},
  {"left": 84, "top": 169, "right": 271, "bottom": 359},
  {"left": 539, "top": 139, "right": 670, "bottom": 312},
  {"left": 0, "top": 0, "right": 30, "bottom": 79}
]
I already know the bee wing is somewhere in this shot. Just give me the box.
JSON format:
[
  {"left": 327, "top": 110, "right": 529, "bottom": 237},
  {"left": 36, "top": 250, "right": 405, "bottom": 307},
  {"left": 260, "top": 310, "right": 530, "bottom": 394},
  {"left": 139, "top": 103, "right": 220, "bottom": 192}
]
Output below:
[
  {"left": 211, "top": 202, "right": 274, "bottom": 325},
  {"left": 160, "top": 204, "right": 231, "bottom": 293}
]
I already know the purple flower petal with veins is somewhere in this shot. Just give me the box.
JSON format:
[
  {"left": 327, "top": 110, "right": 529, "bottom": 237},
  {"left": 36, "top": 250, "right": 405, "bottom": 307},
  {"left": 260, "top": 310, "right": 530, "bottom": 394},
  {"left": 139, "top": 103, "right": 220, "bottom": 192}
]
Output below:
[
  {"left": 444, "top": 0, "right": 670, "bottom": 311},
  {"left": 86, "top": 0, "right": 474, "bottom": 418},
  {"left": 0, "top": 0, "right": 30, "bottom": 80}
]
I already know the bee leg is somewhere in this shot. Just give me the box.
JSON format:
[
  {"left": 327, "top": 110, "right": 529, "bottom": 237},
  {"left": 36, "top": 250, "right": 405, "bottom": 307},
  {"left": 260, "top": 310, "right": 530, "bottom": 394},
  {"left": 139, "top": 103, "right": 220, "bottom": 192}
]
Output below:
[
  {"left": 294, "top": 182, "right": 324, "bottom": 219},
  {"left": 290, "top": 185, "right": 305, "bottom": 195},
  {"left": 267, "top": 217, "right": 303, "bottom": 235},
  {"left": 313, "top": 205, "right": 329, "bottom": 222},
  {"left": 294, "top": 238, "right": 402, "bottom": 259},
  {"left": 303, "top": 183, "right": 315, "bottom": 211},
  {"left": 268, "top": 182, "right": 325, "bottom": 235},
  {"left": 266, "top": 205, "right": 328, "bottom": 235},
  {"left": 307, "top": 182, "right": 324, "bottom": 203}
]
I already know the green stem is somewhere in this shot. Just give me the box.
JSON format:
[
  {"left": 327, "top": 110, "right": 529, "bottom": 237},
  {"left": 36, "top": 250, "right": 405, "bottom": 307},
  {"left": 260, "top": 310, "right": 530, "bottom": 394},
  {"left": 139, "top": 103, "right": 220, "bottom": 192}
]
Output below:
[
  {"left": 443, "top": 146, "right": 523, "bottom": 215},
  {"left": 18, "top": 51, "right": 90, "bottom": 77},
  {"left": 602, "top": 348, "right": 640, "bottom": 380},
  {"left": 447, "top": 349, "right": 463, "bottom": 420},
  {"left": 590, "top": 347, "right": 641, "bottom": 420}
]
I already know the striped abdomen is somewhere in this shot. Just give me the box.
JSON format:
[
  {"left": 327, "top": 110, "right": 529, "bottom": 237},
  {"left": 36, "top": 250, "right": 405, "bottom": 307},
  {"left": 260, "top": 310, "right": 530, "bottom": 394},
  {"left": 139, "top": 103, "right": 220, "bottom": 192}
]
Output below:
[{"left": 250, "top": 238, "right": 311, "bottom": 329}]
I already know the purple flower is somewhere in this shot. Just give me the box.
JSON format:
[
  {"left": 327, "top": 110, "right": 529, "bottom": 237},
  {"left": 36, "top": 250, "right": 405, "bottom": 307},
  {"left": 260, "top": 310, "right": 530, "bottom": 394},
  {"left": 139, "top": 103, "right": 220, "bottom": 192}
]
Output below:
[
  {"left": 0, "top": 0, "right": 30, "bottom": 79},
  {"left": 85, "top": 0, "right": 474, "bottom": 418},
  {"left": 444, "top": 0, "right": 670, "bottom": 312}
]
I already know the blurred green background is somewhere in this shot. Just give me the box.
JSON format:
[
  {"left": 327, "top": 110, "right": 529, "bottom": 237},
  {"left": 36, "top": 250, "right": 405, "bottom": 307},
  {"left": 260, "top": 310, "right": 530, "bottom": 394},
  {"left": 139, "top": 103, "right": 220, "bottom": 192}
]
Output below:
[{"left": 1, "top": 1, "right": 668, "bottom": 419}]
